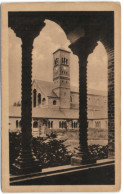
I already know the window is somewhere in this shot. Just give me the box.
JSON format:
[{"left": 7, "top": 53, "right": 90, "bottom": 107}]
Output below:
[
  {"left": 55, "top": 58, "right": 59, "bottom": 65},
  {"left": 16, "top": 120, "right": 18, "bottom": 128},
  {"left": 19, "top": 120, "right": 21, "bottom": 128},
  {"left": 66, "top": 59, "right": 68, "bottom": 64},
  {"left": 51, "top": 121, "right": 53, "bottom": 128},
  {"left": 70, "top": 96, "right": 72, "bottom": 102},
  {"left": 38, "top": 93, "right": 41, "bottom": 105},
  {"left": 64, "top": 92, "right": 66, "bottom": 96},
  {"left": 72, "top": 121, "right": 73, "bottom": 128},
  {"left": 33, "top": 121, "right": 38, "bottom": 128},
  {"left": 48, "top": 121, "right": 50, "bottom": 128},
  {"left": 64, "top": 121, "right": 66, "bottom": 128},
  {"left": 62, "top": 121, "right": 64, "bottom": 128},
  {"left": 62, "top": 58, "right": 68, "bottom": 65},
  {"left": 33, "top": 89, "right": 37, "bottom": 107},
  {"left": 59, "top": 121, "right": 62, "bottom": 128},
  {"left": 74, "top": 122, "right": 76, "bottom": 128},
  {"left": 53, "top": 100, "right": 56, "bottom": 105},
  {"left": 95, "top": 121, "right": 101, "bottom": 128},
  {"left": 42, "top": 98, "right": 46, "bottom": 105},
  {"left": 98, "top": 121, "right": 101, "bottom": 128}
]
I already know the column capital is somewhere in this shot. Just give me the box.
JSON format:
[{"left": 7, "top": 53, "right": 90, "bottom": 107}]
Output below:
[
  {"left": 8, "top": 13, "right": 45, "bottom": 41},
  {"left": 69, "top": 36, "right": 98, "bottom": 60}
]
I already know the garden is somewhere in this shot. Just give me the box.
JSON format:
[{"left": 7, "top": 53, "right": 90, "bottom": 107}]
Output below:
[{"left": 9, "top": 132, "right": 108, "bottom": 171}]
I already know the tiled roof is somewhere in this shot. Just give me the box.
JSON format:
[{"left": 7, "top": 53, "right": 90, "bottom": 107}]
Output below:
[
  {"left": 9, "top": 106, "right": 79, "bottom": 119},
  {"left": 71, "top": 86, "right": 107, "bottom": 96},
  {"left": 9, "top": 106, "right": 107, "bottom": 119},
  {"left": 34, "top": 79, "right": 107, "bottom": 97},
  {"left": 34, "top": 80, "right": 58, "bottom": 98},
  {"left": 87, "top": 89, "right": 107, "bottom": 96},
  {"left": 53, "top": 48, "right": 71, "bottom": 54}
]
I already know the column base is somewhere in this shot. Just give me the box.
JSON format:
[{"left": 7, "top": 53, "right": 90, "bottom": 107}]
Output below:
[
  {"left": 71, "top": 153, "right": 96, "bottom": 166},
  {"left": 10, "top": 150, "right": 42, "bottom": 175}
]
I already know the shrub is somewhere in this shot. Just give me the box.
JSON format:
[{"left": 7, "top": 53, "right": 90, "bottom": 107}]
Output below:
[
  {"left": 9, "top": 132, "right": 108, "bottom": 171},
  {"left": 9, "top": 132, "right": 72, "bottom": 169},
  {"left": 9, "top": 132, "right": 22, "bottom": 169},
  {"left": 88, "top": 144, "right": 108, "bottom": 160}
]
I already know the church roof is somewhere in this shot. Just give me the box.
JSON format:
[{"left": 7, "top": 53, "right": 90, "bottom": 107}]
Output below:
[
  {"left": 9, "top": 106, "right": 107, "bottom": 119},
  {"left": 34, "top": 80, "right": 58, "bottom": 98},
  {"left": 53, "top": 48, "right": 71, "bottom": 54},
  {"left": 34, "top": 79, "right": 107, "bottom": 97},
  {"left": 9, "top": 106, "right": 79, "bottom": 119},
  {"left": 87, "top": 89, "right": 107, "bottom": 96}
]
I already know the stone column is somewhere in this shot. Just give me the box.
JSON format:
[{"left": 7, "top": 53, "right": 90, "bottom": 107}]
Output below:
[
  {"left": 78, "top": 55, "right": 89, "bottom": 159},
  {"left": 69, "top": 37, "right": 98, "bottom": 165},
  {"left": 9, "top": 13, "right": 45, "bottom": 175}
]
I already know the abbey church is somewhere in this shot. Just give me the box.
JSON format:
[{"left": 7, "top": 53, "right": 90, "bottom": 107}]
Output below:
[{"left": 9, "top": 48, "right": 108, "bottom": 137}]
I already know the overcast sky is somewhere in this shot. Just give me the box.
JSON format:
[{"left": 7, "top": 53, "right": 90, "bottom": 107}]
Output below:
[{"left": 9, "top": 19, "right": 108, "bottom": 105}]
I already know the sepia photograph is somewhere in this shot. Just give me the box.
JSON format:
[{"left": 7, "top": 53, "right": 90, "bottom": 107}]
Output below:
[{"left": 1, "top": 2, "right": 121, "bottom": 192}]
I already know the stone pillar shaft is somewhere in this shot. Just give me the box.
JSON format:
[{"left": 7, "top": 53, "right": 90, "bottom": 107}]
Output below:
[
  {"left": 21, "top": 38, "right": 33, "bottom": 151},
  {"left": 8, "top": 14, "right": 45, "bottom": 174},
  {"left": 70, "top": 37, "right": 98, "bottom": 165},
  {"left": 78, "top": 55, "right": 88, "bottom": 156}
]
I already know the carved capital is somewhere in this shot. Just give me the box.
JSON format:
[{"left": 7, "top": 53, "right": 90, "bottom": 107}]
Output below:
[
  {"left": 8, "top": 13, "right": 45, "bottom": 41},
  {"left": 69, "top": 36, "right": 98, "bottom": 59}
]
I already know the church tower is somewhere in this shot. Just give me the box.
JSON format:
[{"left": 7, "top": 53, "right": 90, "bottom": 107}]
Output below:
[{"left": 53, "top": 48, "right": 70, "bottom": 108}]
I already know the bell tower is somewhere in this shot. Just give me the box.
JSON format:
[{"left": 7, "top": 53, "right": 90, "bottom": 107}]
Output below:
[{"left": 53, "top": 48, "right": 70, "bottom": 108}]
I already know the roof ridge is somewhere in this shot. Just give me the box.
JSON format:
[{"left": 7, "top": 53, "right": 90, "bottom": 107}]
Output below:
[{"left": 34, "top": 79, "right": 53, "bottom": 84}]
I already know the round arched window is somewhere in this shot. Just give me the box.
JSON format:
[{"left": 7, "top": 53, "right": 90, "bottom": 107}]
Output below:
[
  {"left": 53, "top": 100, "right": 56, "bottom": 105},
  {"left": 33, "top": 121, "right": 38, "bottom": 128},
  {"left": 38, "top": 93, "right": 41, "bottom": 105},
  {"left": 33, "top": 89, "right": 37, "bottom": 107},
  {"left": 42, "top": 98, "right": 46, "bottom": 105}
]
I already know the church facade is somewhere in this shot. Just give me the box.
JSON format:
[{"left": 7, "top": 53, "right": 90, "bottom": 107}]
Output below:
[{"left": 9, "top": 48, "right": 108, "bottom": 137}]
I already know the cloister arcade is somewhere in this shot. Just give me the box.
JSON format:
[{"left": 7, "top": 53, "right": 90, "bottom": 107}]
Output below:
[{"left": 8, "top": 11, "right": 114, "bottom": 175}]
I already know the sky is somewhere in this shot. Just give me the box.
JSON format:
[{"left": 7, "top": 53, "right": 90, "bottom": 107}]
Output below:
[{"left": 9, "top": 19, "right": 108, "bottom": 105}]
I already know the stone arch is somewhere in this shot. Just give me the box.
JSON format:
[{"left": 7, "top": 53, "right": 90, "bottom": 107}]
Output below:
[{"left": 98, "top": 35, "right": 114, "bottom": 158}]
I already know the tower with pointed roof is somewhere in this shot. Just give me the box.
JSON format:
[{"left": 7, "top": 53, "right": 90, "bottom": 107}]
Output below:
[{"left": 53, "top": 48, "right": 71, "bottom": 108}]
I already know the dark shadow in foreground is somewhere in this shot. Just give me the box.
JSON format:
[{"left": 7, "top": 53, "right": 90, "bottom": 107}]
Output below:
[{"left": 10, "top": 163, "right": 115, "bottom": 185}]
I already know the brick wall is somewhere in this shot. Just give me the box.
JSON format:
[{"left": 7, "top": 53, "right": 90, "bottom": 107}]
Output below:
[{"left": 103, "top": 42, "right": 114, "bottom": 159}]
